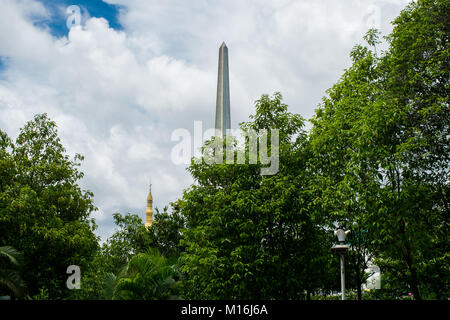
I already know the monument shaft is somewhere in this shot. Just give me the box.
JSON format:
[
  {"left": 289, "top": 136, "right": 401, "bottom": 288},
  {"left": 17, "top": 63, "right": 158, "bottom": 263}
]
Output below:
[{"left": 215, "top": 42, "right": 231, "bottom": 136}]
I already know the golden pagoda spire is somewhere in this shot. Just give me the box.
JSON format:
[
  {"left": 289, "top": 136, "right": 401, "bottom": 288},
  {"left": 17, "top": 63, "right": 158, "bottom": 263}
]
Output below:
[{"left": 145, "top": 183, "right": 153, "bottom": 228}]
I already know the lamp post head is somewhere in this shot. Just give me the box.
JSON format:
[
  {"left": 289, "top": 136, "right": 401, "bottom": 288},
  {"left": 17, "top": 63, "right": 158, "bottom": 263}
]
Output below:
[{"left": 334, "top": 229, "right": 351, "bottom": 243}]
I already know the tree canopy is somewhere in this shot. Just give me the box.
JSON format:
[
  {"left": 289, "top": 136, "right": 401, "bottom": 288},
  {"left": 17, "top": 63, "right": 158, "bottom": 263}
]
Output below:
[
  {"left": 0, "top": 114, "right": 99, "bottom": 299},
  {"left": 0, "top": 0, "right": 447, "bottom": 300}
]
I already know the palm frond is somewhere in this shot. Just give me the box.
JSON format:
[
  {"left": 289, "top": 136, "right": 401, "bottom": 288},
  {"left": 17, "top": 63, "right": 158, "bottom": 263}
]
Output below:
[
  {"left": 0, "top": 270, "right": 26, "bottom": 298},
  {"left": 102, "top": 272, "right": 117, "bottom": 300},
  {"left": 112, "top": 249, "right": 179, "bottom": 300},
  {"left": 0, "top": 246, "right": 22, "bottom": 266}
]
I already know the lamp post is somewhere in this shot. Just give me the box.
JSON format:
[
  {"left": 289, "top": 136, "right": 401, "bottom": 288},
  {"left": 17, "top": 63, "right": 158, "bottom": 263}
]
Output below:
[{"left": 332, "top": 228, "right": 350, "bottom": 300}]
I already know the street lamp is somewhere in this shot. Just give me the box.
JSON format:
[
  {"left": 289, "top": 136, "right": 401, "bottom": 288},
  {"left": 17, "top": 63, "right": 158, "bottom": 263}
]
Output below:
[{"left": 332, "top": 228, "right": 350, "bottom": 300}]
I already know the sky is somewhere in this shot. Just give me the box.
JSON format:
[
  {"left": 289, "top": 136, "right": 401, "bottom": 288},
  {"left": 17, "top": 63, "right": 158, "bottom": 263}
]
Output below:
[{"left": 0, "top": 0, "right": 412, "bottom": 242}]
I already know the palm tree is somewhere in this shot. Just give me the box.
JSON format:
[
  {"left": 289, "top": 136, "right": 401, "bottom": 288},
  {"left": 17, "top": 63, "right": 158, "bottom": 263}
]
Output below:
[
  {"left": 104, "top": 248, "right": 179, "bottom": 300},
  {"left": 0, "top": 246, "right": 26, "bottom": 299},
  {"left": 102, "top": 272, "right": 119, "bottom": 300}
]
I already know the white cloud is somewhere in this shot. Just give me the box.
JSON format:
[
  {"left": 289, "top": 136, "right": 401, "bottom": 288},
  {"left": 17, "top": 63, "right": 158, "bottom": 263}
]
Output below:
[{"left": 0, "top": 0, "right": 412, "bottom": 241}]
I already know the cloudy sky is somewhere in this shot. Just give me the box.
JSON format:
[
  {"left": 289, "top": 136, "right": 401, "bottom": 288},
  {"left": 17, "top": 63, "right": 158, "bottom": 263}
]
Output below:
[{"left": 0, "top": 0, "right": 412, "bottom": 241}]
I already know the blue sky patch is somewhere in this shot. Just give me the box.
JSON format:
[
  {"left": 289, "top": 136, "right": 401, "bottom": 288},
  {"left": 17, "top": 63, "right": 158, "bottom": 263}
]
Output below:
[
  {"left": 34, "top": 0, "right": 124, "bottom": 38},
  {"left": 0, "top": 56, "right": 10, "bottom": 77}
]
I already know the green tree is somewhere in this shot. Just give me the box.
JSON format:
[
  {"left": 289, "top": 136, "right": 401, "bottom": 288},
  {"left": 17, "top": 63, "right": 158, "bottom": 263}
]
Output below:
[
  {"left": 309, "top": 0, "right": 449, "bottom": 300},
  {"left": 0, "top": 246, "right": 26, "bottom": 299},
  {"left": 309, "top": 33, "right": 382, "bottom": 299},
  {"left": 100, "top": 209, "right": 185, "bottom": 275},
  {"left": 0, "top": 114, "right": 99, "bottom": 299},
  {"left": 179, "top": 93, "right": 332, "bottom": 299},
  {"left": 101, "top": 213, "right": 152, "bottom": 275},
  {"left": 71, "top": 212, "right": 152, "bottom": 299},
  {"left": 373, "top": 0, "right": 449, "bottom": 300},
  {"left": 147, "top": 206, "right": 186, "bottom": 257},
  {"left": 76, "top": 208, "right": 185, "bottom": 299},
  {"left": 111, "top": 249, "right": 180, "bottom": 300}
]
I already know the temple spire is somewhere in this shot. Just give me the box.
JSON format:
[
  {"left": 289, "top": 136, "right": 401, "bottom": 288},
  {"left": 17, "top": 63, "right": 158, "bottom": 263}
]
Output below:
[
  {"left": 215, "top": 42, "right": 231, "bottom": 136},
  {"left": 145, "top": 183, "right": 153, "bottom": 228}
]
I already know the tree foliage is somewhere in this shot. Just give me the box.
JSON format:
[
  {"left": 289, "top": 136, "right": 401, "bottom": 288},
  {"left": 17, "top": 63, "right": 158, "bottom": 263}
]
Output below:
[
  {"left": 0, "top": 0, "right": 447, "bottom": 301},
  {"left": 178, "top": 93, "right": 334, "bottom": 299},
  {"left": 309, "top": 0, "right": 449, "bottom": 300},
  {"left": 107, "top": 249, "right": 180, "bottom": 300},
  {"left": 0, "top": 246, "right": 27, "bottom": 299},
  {"left": 0, "top": 114, "right": 99, "bottom": 299}
]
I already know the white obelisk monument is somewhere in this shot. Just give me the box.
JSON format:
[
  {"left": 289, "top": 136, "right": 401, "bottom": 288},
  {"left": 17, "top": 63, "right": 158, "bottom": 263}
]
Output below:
[{"left": 215, "top": 42, "right": 231, "bottom": 136}]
